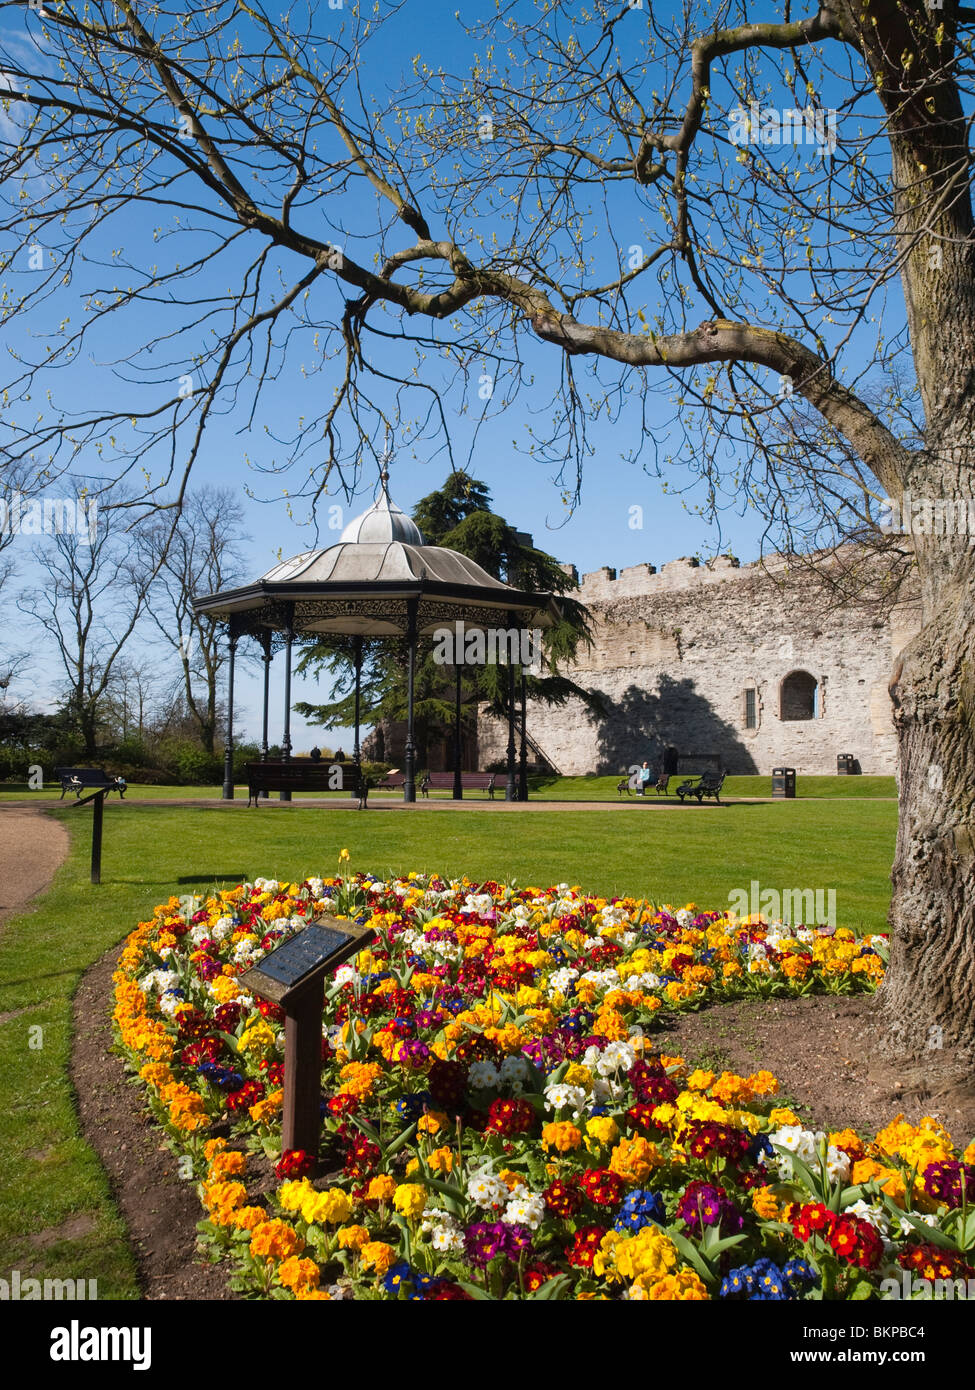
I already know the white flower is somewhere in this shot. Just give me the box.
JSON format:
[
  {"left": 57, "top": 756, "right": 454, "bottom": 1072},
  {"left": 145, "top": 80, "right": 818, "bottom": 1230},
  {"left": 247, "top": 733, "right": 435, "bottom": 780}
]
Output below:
[
  {"left": 158, "top": 990, "right": 184, "bottom": 1017},
  {"left": 466, "top": 1170, "right": 508, "bottom": 1209},
  {"left": 547, "top": 968, "right": 579, "bottom": 996},
  {"left": 769, "top": 1125, "right": 820, "bottom": 1178},
  {"left": 898, "top": 1213, "right": 939, "bottom": 1237},
  {"left": 212, "top": 916, "right": 235, "bottom": 941},
  {"left": 500, "top": 1056, "right": 531, "bottom": 1086},
  {"left": 544, "top": 1083, "right": 588, "bottom": 1116},
  {"left": 468, "top": 1060, "right": 500, "bottom": 1090},
  {"left": 333, "top": 964, "right": 358, "bottom": 987},
  {"left": 675, "top": 909, "right": 694, "bottom": 928},
  {"left": 630, "top": 972, "right": 663, "bottom": 991},
  {"left": 826, "top": 1146, "right": 852, "bottom": 1185},
  {"left": 306, "top": 877, "right": 325, "bottom": 897},
  {"left": 431, "top": 1225, "right": 465, "bottom": 1254},
  {"left": 503, "top": 1190, "right": 546, "bottom": 1230},
  {"left": 844, "top": 1199, "right": 888, "bottom": 1234},
  {"left": 595, "top": 1040, "right": 636, "bottom": 1076},
  {"left": 592, "top": 1077, "right": 625, "bottom": 1105}
]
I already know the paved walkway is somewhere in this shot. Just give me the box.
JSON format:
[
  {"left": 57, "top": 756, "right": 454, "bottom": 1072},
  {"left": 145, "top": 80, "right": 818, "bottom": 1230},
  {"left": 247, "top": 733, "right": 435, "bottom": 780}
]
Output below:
[{"left": 0, "top": 809, "right": 70, "bottom": 928}]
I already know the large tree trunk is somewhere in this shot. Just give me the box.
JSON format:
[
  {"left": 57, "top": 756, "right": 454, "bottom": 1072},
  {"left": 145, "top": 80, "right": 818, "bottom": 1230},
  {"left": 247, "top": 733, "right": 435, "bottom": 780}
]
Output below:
[{"left": 881, "top": 526, "right": 975, "bottom": 1071}]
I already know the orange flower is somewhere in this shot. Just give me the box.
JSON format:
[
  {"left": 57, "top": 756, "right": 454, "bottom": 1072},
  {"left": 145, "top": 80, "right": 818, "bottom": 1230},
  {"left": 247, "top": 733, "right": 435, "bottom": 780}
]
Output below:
[
  {"left": 360, "top": 1241, "right": 396, "bottom": 1276},
  {"left": 277, "top": 1256, "right": 321, "bottom": 1295},
  {"left": 249, "top": 1219, "right": 305, "bottom": 1262}
]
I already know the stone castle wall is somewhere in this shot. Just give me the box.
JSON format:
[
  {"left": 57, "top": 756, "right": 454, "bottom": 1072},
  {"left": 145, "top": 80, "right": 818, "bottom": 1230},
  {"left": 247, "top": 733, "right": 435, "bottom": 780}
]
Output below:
[{"left": 477, "top": 552, "right": 922, "bottom": 777}]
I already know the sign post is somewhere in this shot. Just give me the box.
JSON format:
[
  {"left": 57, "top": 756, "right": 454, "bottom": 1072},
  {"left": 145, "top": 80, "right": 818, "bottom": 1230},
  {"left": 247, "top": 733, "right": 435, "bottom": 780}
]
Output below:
[
  {"left": 72, "top": 787, "right": 108, "bottom": 884},
  {"left": 241, "top": 920, "right": 377, "bottom": 1170}
]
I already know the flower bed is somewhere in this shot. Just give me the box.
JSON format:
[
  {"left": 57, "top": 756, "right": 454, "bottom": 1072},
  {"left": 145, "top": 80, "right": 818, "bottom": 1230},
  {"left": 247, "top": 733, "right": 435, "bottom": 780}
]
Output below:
[{"left": 112, "top": 868, "right": 974, "bottom": 1300}]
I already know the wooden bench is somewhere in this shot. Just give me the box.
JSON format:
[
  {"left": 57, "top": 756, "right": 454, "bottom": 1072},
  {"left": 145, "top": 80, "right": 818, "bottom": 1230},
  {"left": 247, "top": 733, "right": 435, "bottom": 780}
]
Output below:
[
  {"left": 375, "top": 770, "right": 404, "bottom": 791},
  {"left": 244, "top": 760, "right": 368, "bottom": 809},
  {"left": 676, "top": 771, "right": 726, "bottom": 804},
  {"left": 55, "top": 766, "right": 127, "bottom": 800},
  {"left": 420, "top": 772, "right": 496, "bottom": 798}
]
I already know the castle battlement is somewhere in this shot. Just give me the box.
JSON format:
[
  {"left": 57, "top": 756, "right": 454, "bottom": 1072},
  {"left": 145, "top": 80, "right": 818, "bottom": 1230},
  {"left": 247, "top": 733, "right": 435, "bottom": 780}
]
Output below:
[{"left": 577, "top": 553, "right": 758, "bottom": 599}]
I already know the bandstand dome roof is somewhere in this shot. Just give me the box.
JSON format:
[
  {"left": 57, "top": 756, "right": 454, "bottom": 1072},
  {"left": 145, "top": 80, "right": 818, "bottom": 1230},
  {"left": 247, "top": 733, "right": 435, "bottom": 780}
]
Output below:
[{"left": 192, "top": 472, "right": 560, "bottom": 639}]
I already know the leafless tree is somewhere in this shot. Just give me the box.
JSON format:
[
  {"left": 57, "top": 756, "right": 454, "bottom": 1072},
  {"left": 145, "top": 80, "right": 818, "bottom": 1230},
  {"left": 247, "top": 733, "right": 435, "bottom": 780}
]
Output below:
[
  {"left": 17, "top": 481, "right": 153, "bottom": 754},
  {"left": 2, "top": 1, "right": 975, "bottom": 1069},
  {"left": 139, "top": 486, "right": 249, "bottom": 753}
]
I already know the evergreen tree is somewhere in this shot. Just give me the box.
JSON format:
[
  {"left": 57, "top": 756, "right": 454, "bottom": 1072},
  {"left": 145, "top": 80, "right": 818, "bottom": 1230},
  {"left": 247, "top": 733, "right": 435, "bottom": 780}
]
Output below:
[{"left": 294, "top": 472, "right": 600, "bottom": 765}]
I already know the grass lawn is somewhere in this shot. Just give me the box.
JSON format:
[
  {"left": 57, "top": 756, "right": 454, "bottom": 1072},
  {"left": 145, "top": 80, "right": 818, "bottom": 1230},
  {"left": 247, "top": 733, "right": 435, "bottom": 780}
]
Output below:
[
  {"left": 0, "top": 773, "right": 898, "bottom": 803},
  {"left": 0, "top": 796, "right": 897, "bottom": 1297}
]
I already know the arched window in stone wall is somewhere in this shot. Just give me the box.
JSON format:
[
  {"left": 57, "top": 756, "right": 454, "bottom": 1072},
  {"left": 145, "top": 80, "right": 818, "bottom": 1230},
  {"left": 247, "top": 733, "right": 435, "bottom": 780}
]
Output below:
[{"left": 779, "top": 670, "right": 818, "bottom": 721}]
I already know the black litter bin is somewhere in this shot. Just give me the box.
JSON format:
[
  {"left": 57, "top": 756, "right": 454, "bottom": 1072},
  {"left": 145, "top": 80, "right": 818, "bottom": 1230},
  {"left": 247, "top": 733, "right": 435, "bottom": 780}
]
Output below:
[
  {"left": 772, "top": 767, "right": 796, "bottom": 799},
  {"left": 837, "top": 753, "right": 855, "bottom": 775}
]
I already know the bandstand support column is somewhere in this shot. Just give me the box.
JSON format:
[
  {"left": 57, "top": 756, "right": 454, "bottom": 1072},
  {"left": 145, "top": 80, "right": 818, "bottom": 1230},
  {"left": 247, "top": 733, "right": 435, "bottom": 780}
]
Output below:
[
  {"left": 519, "top": 667, "right": 528, "bottom": 802},
  {"left": 404, "top": 598, "right": 418, "bottom": 803},
  {"left": 453, "top": 659, "right": 463, "bottom": 799},
  {"left": 353, "top": 636, "right": 363, "bottom": 774},
  {"left": 505, "top": 614, "right": 517, "bottom": 802},
  {"left": 259, "top": 630, "right": 273, "bottom": 799},
  {"left": 280, "top": 609, "right": 294, "bottom": 801},
  {"left": 221, "top": 626, "right": 238, "bottom": 800}
]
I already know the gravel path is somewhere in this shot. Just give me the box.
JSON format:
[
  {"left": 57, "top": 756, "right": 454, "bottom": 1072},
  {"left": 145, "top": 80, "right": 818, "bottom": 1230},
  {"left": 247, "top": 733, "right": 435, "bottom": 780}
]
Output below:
[{"left": 0, "top": 807, "right": 69, "bottom": 930}]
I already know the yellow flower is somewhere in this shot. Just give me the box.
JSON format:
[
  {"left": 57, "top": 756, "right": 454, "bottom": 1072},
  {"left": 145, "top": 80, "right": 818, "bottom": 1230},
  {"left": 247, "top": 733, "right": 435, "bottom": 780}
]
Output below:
[
  {"left": 339, "top": 848, "right": 350, "bottom": 862},
  {"left": 301, "top": 1188, "right": 352, "bottom": 1226},
  {"left": 278, "top": 1178, "right": 315, "bottom": 1213},
  {"left": 393, "top": 1184, "right": 427, "bottom": 1220},
  {"left": 613, "top": 1227, "right": 680, "bottom": 1282},
  {"left": 586, "top": 1116, "right": 620, "bottom": 1147},
  {"left": 769, "top": 1106, "right": 801, "bottom": 1126}
]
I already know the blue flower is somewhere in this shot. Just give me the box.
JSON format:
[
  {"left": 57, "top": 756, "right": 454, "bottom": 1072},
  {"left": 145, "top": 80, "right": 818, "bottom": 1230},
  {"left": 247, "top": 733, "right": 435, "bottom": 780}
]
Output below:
[
  {"left": 381, "top": 1260, "right": 414, "bottom": 1295},
  {"left": 614, "top": 1189, "right": 666, "bottom": 1234}
]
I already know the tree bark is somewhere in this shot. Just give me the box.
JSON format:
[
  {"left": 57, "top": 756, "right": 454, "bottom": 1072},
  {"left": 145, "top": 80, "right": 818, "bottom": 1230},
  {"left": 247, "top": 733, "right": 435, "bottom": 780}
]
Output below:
[{"left": 882, "top": 525, "right": 975, "bottom": 1068}]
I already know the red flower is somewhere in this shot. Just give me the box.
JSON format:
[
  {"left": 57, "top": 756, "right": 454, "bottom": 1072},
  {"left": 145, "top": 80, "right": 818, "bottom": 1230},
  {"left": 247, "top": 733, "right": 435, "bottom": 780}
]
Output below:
[
  {"left": 275, "top": 1148, "right": 316, "bottom": 1179},
  {"left": 543, "top": 1178, "right": 583, "bottom": 1218},
  {"left": 486, "top": 1098, "right": 536, "bottom": 1137},
  {"left": 581, "top": 1167, "right": 624, "bottom": 1208},
  {"left": 567, "top": 1224, "right": 607, "bottom": 1269}
]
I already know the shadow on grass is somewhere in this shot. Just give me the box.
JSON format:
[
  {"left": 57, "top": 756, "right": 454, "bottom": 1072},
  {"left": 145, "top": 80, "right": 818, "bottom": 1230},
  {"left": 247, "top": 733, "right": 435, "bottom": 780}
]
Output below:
[{"left": 175, "top": 872, "right": 249, "bottom": 884}]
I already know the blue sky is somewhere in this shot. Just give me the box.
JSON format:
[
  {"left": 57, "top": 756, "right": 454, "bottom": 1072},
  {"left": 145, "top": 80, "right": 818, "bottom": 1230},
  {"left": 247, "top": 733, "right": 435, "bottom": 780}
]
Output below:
[{"left": 0, "top": 0, "right": 908, "bottom": 748}]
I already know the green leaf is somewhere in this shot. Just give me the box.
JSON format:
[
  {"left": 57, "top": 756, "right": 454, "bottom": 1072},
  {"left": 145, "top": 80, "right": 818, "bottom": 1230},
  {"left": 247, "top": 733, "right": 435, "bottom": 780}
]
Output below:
[
  {"left": 455, "top": 1278, "right": 496, "bottom": 1301},
  {"left": 384, "top": 1120, "right": 419, "bottom": 1159},
  {"left": 527, "top": 1273, "right": 571, "bottom": 1300},
  {"left": 891, "top": 1204, "right": 959, "bottom": 1252},
  {"left": 666, "top": 1228, "right": 716, "bottom": 1287},
  {"left": 350, "top": 1114, "right": 382, "bottom": 1145}
]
